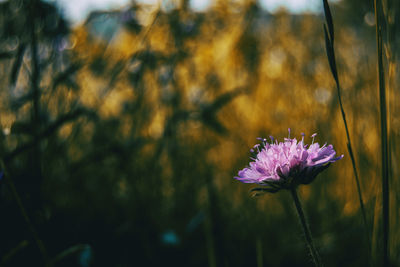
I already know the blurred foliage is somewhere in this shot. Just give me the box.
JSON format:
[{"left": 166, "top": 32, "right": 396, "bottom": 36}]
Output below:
[{"left": 0, "top": 0, "right": 399, "bottom": 266}]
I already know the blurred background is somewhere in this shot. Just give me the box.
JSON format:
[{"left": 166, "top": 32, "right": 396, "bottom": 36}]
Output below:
[{"left": 0, "top": 0, "right": 399, "bottom": 266}]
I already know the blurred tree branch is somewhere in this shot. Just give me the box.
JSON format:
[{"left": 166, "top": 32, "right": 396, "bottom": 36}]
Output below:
[{"left": 3, "top": 108, "right": 93, "bottom": 163}]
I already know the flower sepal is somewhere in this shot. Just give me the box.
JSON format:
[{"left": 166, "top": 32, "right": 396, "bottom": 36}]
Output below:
[{"left": 250, "top": 187, "right": 280, "bottom": 196}]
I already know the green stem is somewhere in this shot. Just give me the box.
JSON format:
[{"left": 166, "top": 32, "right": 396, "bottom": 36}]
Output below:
[{"left": 290, "top": 188, "right": 322, "bottom": 267}]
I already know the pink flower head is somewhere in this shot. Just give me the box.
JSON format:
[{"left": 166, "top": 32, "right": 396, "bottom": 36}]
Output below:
[{"left": 235, "top": 129, "right": 343, "bottom": 193}]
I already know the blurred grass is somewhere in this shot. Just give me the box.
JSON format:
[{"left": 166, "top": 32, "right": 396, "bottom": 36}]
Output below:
[{"left": 0, "top": 0, "right": 399, "bottom": 266}]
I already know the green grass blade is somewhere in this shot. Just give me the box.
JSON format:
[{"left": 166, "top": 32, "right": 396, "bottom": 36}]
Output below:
[
  {"left": 322, "top": 0, "right": 334, "bottom": 43},
  {"left": 322, "top": 0, "right": 370, "bottom": 253}
]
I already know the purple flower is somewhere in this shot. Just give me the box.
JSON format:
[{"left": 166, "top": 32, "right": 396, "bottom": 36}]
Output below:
[{"left": 235, "top": 129, "right": 343, "bottom": 193}]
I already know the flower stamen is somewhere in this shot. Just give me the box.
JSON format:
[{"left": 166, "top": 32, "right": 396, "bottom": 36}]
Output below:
[{"left": 311, "top": 133, "right": 317, "bottom": 144}]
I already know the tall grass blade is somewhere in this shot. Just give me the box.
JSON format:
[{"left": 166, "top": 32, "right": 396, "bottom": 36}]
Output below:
[
  {"left": 322, "top": 0, "right": 334, "bottom": 43},
  {"left": 322, "top": 0, "right": 370, "bottom": 251},
  {"left": 323, "top": 25, "right": 338, "bottom": 83},
  {"left": 374, "top": 0, "right": 389, "bottom": 265}
]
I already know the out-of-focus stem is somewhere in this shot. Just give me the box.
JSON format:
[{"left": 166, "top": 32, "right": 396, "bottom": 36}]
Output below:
[
  {"left": 374, "top": 0, "right": 389, "bottom": 266},
  {"left": 29, "top": 0, "right": 40, "bottom": 128},
  {"left": 290, "top": 188, "right": 322, "bottom": 267},
  {"left": 0, "top": 160, "right": 49, "bottom": 264},
  {"left": 256, "top": 237, "right": 263, "bottom": 267}
]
